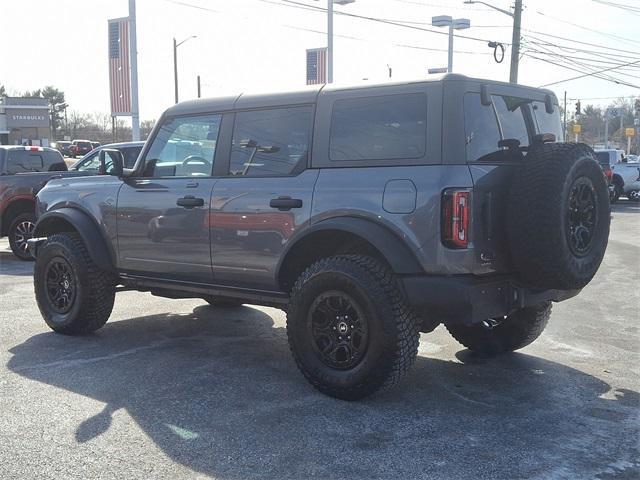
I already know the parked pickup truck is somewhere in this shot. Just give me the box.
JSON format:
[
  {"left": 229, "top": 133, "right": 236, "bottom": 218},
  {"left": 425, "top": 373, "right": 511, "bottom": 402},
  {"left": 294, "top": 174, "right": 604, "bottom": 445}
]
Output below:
[
  {"left": 29, "top": 75, "right": 610, "bottom": 400},
  {"left": 612, "top": 160, "right": 640, "bottom": 201},
  {"left": 0, "top": 146, "right": 89, "bottom": 259}
]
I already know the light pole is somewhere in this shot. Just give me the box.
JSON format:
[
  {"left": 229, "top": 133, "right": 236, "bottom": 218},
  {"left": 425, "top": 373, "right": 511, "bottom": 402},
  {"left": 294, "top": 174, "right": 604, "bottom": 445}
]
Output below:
[
  {"left": 431, "top": 16, "right": 471, "bottom": 73},
  {"left": 464, "top": 0, "right": 522, "bottom": 83},
  {"left": 173, "top": 35, "right": 197, "bottom": 104},
  {"left": 315, "top": 0, "right": 355, "bottom": 83}
]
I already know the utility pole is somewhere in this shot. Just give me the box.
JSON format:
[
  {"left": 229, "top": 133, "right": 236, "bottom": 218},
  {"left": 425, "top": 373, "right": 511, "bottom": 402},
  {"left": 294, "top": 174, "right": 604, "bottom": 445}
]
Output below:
[
  {"left": 510, "top": 0, "right": 522, "bottom": 84},
  {"left": 327, "top": 0, "right": 334, "bottom": 83},
  {"left": 197, "top": 75, "right": 201, "bottom": 98},
  {"left": 173, "top": 38, "right": 179, "bottom": 104},
  {"left": 129, "top": 0, "right": 140, "bottom": 141},
  {"left": 563, "top": 91, "right": 567, "bottom": 140}
]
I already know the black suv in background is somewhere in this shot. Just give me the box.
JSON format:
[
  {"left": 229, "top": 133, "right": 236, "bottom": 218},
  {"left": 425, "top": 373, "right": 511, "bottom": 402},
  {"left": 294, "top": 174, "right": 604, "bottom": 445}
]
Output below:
[{"left": 30, "top": 75, "right": 610, "bottom": 400}]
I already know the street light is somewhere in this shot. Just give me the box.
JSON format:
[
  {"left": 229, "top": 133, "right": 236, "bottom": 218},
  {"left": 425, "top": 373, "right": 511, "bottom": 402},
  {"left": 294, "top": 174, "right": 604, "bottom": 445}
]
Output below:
[
  {"left": 464, "top": 0, "right": 522, "bottom": 83},
  {"left": 315, "top": 0, "right": 356, "bottom": 83},
  {"left": 431, "top": 16, "right": 470, "bottom": 74},
  {"left": 173, "top": 35, "right": 197, "bottom": 104}
]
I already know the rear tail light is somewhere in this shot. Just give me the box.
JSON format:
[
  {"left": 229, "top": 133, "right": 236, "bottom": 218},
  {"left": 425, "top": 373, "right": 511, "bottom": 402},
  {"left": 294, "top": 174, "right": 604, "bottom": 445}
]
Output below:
[
  {"left": 604, "top": 167, "right": 613, "bottom": 179},
  {"left": 442, "top": 189, "right": 471, "bottom": 249}
]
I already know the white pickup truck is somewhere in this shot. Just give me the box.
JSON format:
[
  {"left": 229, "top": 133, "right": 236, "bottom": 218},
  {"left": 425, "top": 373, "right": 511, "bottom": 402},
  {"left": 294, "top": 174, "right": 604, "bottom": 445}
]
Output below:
[{"left": 596, "top": 150, "right": 640, "bottom": 202}]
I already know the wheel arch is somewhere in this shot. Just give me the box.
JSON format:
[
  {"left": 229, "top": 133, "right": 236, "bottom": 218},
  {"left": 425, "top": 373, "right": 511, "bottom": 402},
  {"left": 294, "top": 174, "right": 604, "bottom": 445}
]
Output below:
[
  {"left": 276, "top": 217, "right": 423, "bottom": 292},
  {"left": 1, "top": 198, "right": 35, "bottom": 236},
  {"left": 33, "top": 208, "right": 116, "bottom": 273},
  {"left": 612, "top": 174, "right": 624, "bottom": 187}
]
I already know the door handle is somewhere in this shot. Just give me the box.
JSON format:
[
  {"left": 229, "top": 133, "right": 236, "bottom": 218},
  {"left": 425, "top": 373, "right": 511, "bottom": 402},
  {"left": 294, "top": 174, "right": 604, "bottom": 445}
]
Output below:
[
  {"left": 177, "top": 195, "right": 205, "bottom": 208},
  {"left": 269, "top": 196, "right": 303, "bottom": 211}
]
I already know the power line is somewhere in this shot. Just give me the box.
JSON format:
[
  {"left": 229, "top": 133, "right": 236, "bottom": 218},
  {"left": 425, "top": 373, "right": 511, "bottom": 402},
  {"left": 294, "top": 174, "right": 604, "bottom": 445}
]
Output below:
[
  {"left": 534, "top": 57, "right": 640, "bottom": 88},
  {"left": 592, "top": 0, "right": 640, "bottom": 15},
  {"left": 535, "top": 10, "right": 640, "bottom": 46}
]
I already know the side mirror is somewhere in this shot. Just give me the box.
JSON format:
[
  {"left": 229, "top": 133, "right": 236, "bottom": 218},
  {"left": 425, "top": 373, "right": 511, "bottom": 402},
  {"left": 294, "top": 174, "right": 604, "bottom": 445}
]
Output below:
[{"left": 99, "top": 149, "right": 124, "bottom": 176}]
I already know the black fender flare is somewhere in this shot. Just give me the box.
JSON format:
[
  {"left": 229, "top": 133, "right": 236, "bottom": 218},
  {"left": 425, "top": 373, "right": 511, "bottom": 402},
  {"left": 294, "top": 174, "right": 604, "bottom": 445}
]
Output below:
[
  {"left": 33, "top": 208, "right": 115, "bottom": 273},
  {"left": 276, "top": 216, "right": 424, "bottom": 279}
]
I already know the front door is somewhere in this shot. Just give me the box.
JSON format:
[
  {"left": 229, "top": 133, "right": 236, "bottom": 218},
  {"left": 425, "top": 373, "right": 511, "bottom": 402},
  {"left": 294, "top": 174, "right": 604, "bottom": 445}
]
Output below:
[
  {"left": 116, "top": 113, "right": 223, "bottom": 283},
  {"left": 209, "top": 106, "right": 316, "bottom": 290}
]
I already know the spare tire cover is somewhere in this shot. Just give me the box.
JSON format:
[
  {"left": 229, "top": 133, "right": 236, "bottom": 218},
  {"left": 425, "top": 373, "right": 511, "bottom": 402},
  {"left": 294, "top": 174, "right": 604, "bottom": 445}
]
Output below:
[{"left": 507, "top": 143, "right": 610, "bottom": 290}]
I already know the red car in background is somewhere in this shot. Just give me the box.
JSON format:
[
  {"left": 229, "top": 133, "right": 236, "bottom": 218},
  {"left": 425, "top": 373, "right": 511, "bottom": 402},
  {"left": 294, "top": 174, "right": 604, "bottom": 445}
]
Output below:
[{"left": 69, "top": 139, "right": 93, "bottom": 158}]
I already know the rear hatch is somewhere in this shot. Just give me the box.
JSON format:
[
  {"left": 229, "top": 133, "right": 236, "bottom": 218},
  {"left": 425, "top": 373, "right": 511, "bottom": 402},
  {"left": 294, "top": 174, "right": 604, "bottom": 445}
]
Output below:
[{"left": 462, "top": 91, "right": 563, "bottom": 275}]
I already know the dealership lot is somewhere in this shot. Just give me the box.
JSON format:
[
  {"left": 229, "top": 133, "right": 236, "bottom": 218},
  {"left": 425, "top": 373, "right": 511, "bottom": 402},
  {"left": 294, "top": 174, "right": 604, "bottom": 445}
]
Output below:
[{"left": 0, "top": 202, "right": 638, "bottom": 480}]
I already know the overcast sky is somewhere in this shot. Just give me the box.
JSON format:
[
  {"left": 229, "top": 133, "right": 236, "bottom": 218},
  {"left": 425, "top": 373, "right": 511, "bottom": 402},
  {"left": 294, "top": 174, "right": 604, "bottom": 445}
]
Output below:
[{"left": 1, "top": 0, "right": 638, "bottom": 121}]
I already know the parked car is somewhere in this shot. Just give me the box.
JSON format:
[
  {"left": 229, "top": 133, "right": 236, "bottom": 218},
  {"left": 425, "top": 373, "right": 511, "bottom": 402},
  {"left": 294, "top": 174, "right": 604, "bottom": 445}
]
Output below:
[
  {"left": 29, "top": 75, "right": 610, "bottom": 400},
  {"left": 0, "top": 146, "right": 89, "bottom": 259},
  {"left": 612, "top": 159, "right": 640, "bottom": 201},
  {"left": 69, "top": 141, "right": 145, "bottom": 173},
  {"left": 69, "top": 139, "right": 93, "bottom": 158},
  {"left": 595, "top": 149, "right": 624, "bottom": 201},
  {"left": 53, "top": 141, "right": 73, "bottom": 157},
  {"left": 596, "top": 149, "right": 640, "bottom": 202}
]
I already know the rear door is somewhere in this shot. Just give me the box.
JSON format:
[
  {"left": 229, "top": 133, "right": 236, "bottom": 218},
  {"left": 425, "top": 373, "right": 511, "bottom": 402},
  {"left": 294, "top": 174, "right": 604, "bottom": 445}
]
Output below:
[
  {"left": 209, "top": 105, "right": 317, "bottom": 290},
  {"left": 116, "top": 113, "right": 224, "bottom": 283},
  {"left": 463, "top": 88, "right": 544, "bottom": 273}
]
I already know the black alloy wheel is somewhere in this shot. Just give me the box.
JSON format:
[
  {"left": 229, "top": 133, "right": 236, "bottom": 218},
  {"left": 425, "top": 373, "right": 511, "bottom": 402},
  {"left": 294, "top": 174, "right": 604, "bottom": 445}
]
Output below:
[
  {"left": 567, "top": 177, "right": 597, "bottom": 257},
  {"left": 44, "top": 257, "right": 77, "bottom": 314},
  {"left": 308, "top": 291, "right": 369, "bottom": 370}
]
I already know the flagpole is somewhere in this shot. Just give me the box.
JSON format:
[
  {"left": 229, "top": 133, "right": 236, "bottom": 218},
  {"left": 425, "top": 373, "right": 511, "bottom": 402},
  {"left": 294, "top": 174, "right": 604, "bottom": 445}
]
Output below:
[{"left": 129, "top": 0, "right": 140, "bottom": 141}]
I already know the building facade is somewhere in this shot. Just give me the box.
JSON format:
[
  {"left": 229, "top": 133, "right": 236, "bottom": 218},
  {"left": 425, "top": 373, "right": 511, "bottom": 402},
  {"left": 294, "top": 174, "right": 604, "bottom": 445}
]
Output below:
[{"left": 0, "top": 97, "right": 51, "bottom": 146}]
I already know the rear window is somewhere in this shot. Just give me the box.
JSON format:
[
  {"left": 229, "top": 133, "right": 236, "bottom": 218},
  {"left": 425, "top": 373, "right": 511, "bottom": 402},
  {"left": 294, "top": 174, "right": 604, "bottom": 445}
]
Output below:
[
  {"left": 77, "top": 141, "right": 92, "bottom": 148},
  {"left": 531, "top": 101, "right": 563, "bottom": 141},
  {"left": 329, "top": 93, "right": 427, "bottom": 161},
  {"left": 6, "top": 150, "right": 66, "bottom": 173},
  {"left": 492, "top": 95, "right": 530, "bottom": 148}
]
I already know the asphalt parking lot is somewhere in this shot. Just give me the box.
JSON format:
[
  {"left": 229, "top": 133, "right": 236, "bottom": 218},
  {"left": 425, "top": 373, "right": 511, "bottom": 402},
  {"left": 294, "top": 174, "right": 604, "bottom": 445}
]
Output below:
[{"left": 0, "top": 202, "right": 638, "bottom": 480}]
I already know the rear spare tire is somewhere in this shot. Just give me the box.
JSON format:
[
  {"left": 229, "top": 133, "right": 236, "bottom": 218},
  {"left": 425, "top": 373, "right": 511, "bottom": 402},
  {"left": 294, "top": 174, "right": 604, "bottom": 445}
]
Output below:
[{"left": 507, "top": 143, "right": 609, "bottom": 290}]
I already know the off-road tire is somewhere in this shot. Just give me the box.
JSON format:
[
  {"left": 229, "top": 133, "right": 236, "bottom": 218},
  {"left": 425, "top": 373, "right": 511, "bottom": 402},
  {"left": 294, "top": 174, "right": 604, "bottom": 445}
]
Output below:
[
  {"left": 446, "top": 302, "right": 552, "bottom": 356},
  {"left": 8, "top": 212, "right": 36, "bottom": 261},
  {"left": 508, "top": 143, "right": 610, "bottom": 290},
  {"left": 287, "top": 255, "right": 420, "bottom": 400},
  {"left": 203, "top": 296, "right": 244, "bottom": 308},
  {"left": 34, "top": 233, "right": 116, "bottom": 334}
]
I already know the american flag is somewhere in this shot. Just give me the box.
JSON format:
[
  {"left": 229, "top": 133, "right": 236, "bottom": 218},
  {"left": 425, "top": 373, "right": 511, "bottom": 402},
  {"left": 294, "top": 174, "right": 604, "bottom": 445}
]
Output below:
[
  {"left": 306, "top": 48, "right": 327, "bottom": 85},
  {"left": 108, "top": 18, "right": 131, "bottom": 115}
]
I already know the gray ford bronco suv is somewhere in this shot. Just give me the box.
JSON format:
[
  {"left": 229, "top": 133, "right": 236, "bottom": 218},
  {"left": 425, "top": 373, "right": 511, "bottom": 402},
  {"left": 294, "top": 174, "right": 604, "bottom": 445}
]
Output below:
[{"left": 30, "top": 75, "right": 610, "bottom": 400}]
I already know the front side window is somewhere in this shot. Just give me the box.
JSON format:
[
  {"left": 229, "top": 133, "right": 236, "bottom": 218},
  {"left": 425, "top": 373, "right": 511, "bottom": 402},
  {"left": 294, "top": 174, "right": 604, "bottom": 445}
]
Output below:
[
  {"left": 492, "top": 95, "right": 530, "bottom": 148},
  {"left": 464, "top": 93, "right": 502, "bottom": 162},
  {"left": 229, "top": 106, "right": 312, "bottom": 176},
  {"left": 142, "top": 114, "right": 221, "bottom": 177},
  {"left": 6, "top": 151, "right": 44, "bottom": 173},
  {"left": 329, "top": 93, "right": 427, "bottom": 161},
  {"left": 532, "top": 101, "right": 564, "bottom": 141},
  {"left": 75, "top": 151, "right": 101, "bottom": 171}
]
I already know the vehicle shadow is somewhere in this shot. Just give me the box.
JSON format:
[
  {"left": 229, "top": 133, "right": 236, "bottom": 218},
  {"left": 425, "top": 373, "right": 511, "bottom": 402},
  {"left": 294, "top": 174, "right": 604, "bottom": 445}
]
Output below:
[
  {"left": 0, "top": 249, "right": 34, "bottom": 276},
  {"left": 7, "top": 306, "right": 640, "bottom": 480}
]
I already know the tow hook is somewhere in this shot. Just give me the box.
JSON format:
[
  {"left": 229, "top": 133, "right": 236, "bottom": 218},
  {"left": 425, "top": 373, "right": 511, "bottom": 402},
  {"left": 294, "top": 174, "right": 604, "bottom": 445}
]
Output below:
[{"left": 481, "top": 318, "right": 501, "bottom": 330}]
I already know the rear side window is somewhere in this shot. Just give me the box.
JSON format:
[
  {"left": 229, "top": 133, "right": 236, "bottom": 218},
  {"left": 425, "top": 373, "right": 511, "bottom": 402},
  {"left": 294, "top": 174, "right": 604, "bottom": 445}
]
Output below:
[
  {"left": 464, "top": 93, "right": 502, "bottom": 162},
  {"left": 329, "top": 93, "right": 426, "bottom": 161},
  {"left": 492, "top": 95, "right": 530, "bottom": 148},
  {"left": 532, "top": 101, "right": 563, "bottom": 141},
  {"left": 595, "top": 152, "right": 610, "bottom": 166},
  {"left": 42, "top": 151, "right": 67, "bottom": 171},
  {"left": 229, "top": 106, "right": 312, "bottom": 176},
  {"left": 6, "top": 151, "right": 45, "bottom": 173}
]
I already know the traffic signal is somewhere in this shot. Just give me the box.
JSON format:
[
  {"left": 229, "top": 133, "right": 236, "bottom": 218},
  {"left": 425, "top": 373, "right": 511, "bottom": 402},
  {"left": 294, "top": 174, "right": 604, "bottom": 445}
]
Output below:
[{"left": 575, "top": 101, "right": 581, "bottom": 116}]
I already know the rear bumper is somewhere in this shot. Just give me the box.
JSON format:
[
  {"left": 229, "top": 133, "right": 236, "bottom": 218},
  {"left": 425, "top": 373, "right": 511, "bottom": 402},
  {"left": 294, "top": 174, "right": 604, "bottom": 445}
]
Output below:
[{"left": 401, "top": 274, "right": 580, "bottom": 325}]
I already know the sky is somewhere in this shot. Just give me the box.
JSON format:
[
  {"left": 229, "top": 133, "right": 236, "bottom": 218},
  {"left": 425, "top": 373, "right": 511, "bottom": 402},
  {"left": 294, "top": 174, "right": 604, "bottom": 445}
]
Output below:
[{"left": 1, "top": 0, "right": 638, "bottom": 122}]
